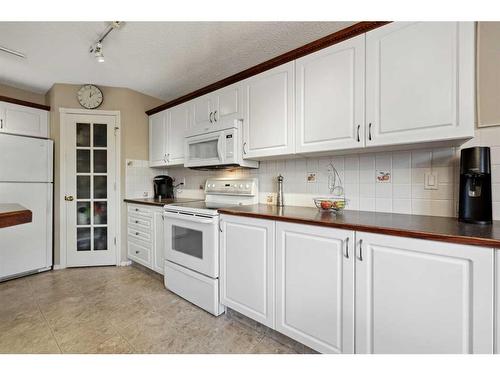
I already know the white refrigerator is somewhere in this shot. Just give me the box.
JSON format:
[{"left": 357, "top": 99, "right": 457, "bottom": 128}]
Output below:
[{"left": 0, "top": 133, "right": 53, "bottom": 280}]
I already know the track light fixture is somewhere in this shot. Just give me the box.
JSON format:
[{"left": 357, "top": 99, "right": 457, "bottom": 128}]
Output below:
[{"left": 89, "top": 21, "right": 123, "bottom": 63}]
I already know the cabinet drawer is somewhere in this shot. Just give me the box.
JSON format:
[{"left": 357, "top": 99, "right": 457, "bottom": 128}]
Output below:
[
  {"left": 127, "top": 205, "right": 153, "bottom": 218},
  {"left": 128, "top": 227, "right": 152, "bottom": 243},
  {"left": 128, "top": 240, "right": 151, "bottom": 264},
  {"left": 127, "top": 215, "right": 152, "bottom": 229}
]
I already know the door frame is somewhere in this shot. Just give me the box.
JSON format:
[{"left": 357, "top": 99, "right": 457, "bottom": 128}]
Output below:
[{"left": 58, "top": 108, "right": 121, "bottom": 268}]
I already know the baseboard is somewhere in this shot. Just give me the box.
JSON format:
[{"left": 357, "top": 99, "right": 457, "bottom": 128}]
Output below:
[
  {"left": 119, "top": 260, "right": 132, "bottom": 267},
  {"left": 53, "top": 264, "right": 66, "bottom": 270}
]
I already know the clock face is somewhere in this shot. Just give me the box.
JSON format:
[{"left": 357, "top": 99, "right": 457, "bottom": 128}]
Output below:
[{"left": 77, "top": 84, "right": 103, "bottom": 109}]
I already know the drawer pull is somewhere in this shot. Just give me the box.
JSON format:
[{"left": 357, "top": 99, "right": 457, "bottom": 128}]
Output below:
[
  {"left": 135, "top": 232, "right": 139, "bottom": 235},
  {"left": 135, "top": 208, "right": 139, "bottom": 212},
  {"left": 135, "top": 250, "right": 140, "bottom": 254},
  {"left": 135, "top": 220, "right": 139, "bottom": 224}
]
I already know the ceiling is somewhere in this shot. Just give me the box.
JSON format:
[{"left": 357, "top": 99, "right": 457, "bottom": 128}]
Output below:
[{"left": 0, "top": 21, "right": 355, "bottom": 101}]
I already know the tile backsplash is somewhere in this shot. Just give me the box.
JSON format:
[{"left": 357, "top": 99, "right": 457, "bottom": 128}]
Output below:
[
  {"left": 168, "top": 126, "right": 500, "bottom": 220},
  {"left": 125, "top": 159, "right": 168, "bottom": 199}
]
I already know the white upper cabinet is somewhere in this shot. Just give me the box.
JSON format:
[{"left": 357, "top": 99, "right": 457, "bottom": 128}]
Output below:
[
  {"left": 276, "top": 222, "right": 355, "bottom": 354},
  {"left": 295, "top": 34, "right": 365, "bottom": 154},
  {"left": 365, "top": 22, "right": 475, "bottom": 147},
  {"left": 189, "top": 84, "right": 243, "bottom": 136},
  {"left": 355, "top": 232, "right": 494, "bottom": 354},
  {"left": 149, "top": 104, "right": 189, "bottom": 167},
  {"left": 0, "top": 101, "right": 49, "bottom": 138},
  {"left": 191, "top": 93, "right": 216, "bottom": 133},
  {"left": 242, "top": 62, "right": 295, "bottom": 159},
  {"left": 215, "top": 83, "right": 242, "bottom": 126},
  {"left": 149, "top": 111, "right": 167, "bottom": 167},
  {"left": 167, "top": 103, "right": 189, "bottom": 166}
]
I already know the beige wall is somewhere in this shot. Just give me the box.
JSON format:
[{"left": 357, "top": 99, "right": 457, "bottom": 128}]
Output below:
[
  {"left": 477, "top": 22, "right": 500, "bottom": 127},
  {"left": 46, "top": 84, "right": 163, "bottom": 264},
  {"left": 0, "top": 83, "right": 47, "bottom": 105}
]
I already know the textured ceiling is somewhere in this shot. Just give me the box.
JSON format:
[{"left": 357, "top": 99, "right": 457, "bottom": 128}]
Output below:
[{"left": 0, "top": 21, "right": 355, "bottom": 101}]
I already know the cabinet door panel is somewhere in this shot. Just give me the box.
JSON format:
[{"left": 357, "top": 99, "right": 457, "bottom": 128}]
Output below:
[
  {"left": 220, "top": 215, "right": 275, "bottom": 328},
  {"left": 365, "top": 22, "right": 474, "bottom": 146},
  {"left": 1, "top": 102, "right": 49, "bottom": 138},
  {"left": 356, "top": 232, "right": 494, "bottom": 354},
  {"left": 167, "top": 104, "right": 189, "bottom": 165},
  {"left": 149, "top": 111, "right": 167, "bottom": 167},
  {"left": 243, "top": 62, "right": 295, "bottom": 158},
  {"left": 296, "top": 35, "right": 365, "bottom": 153},
  {"left": 276, "top": 222, "right": 354, "bottom": 354},
  {"left": 216, "top": 84, "right": 241, "bottom": 125},
  {"left": 191, "top": 94, "right": 213, "bottom": 132},
  {"left": 152, "top": 210, "right": 164, "bottom": 274}
]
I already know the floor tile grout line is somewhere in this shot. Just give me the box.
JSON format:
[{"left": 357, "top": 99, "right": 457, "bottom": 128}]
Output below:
[{"left": 26, "top": 277, "right": 63, "bottom": 354}]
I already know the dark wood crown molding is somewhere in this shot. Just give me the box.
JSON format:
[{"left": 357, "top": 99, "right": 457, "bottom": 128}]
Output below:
[
  {"left": 0, "top": 95, "right": 50, "bottom": 111},
  {"left": 146, "top": 21, "right": 391, "bottom": 116}
]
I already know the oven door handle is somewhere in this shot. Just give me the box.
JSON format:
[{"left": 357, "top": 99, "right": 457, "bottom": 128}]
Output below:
[{"left": 163, "top": 211, "right": 216, "bottom": 224}]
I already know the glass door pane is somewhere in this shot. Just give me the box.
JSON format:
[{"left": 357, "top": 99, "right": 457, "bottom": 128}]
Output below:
[{"left": 75, "top": 122, "right": 109, "bottom": 252}]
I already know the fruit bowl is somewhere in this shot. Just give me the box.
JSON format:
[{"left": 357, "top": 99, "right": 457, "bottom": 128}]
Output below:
[{"left": 313, "top": 197, "right": 348, "bottom": 213}]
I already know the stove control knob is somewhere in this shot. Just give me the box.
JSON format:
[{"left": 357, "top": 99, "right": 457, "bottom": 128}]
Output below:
[
  {"left": 239, "top": 184, "right": 243, "bottom": 188},
  {"left": 245, "top": 184, "right": 250, "bottom": 189}
]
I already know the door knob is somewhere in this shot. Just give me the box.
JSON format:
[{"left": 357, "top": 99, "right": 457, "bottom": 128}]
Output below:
[{"left": 64, "top": 195, "right": 74, "bottom": 201}]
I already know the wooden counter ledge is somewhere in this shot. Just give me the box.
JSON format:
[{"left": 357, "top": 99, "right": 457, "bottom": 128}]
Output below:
[
  {"left": 0, "top": 204, "right": 32, "bottom": 229},
  {"left": 218, "top": 204, "right": 500, "bottom": 248}
]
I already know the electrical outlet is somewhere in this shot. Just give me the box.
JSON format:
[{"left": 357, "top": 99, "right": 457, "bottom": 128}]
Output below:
[{"left": 424, "top": 171, "right": 438, "bottom": 190}]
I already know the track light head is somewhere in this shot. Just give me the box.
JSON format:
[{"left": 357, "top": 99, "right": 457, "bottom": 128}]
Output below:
[{"left": 93, "top": 42, "right": 104, "bottom": 63}]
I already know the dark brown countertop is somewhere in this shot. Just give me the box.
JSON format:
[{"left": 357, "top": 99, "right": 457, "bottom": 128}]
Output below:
[
  {"left": 218, "top": 204, "right": 500, "bottom": 248},
  {"left": 124, "top": 197, "right": 202, "bottom": 207},
  {"left": 0, "top": 204, "right": 32, "bottom": 229}
]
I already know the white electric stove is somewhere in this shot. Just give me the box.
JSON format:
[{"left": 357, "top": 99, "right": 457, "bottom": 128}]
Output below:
[{"left": 163, "top": 177, "right": 258, "bottom": 316}]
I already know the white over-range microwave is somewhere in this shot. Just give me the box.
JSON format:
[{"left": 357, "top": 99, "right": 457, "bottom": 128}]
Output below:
[{"left": 184, "top": 120, "right": 258, "bottom": 169}]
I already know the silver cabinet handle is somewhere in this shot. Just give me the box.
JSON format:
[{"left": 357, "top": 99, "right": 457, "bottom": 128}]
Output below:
[
  {"left": 344, "top": 237, "right": 349, "bottom": 258},
  {"left": 368, "top": 123, "right": 372, "bottom": 141},
  {"left": 243, "top": 142, "right": 247, "bottom": 155},
  {"left": 357, "top": 239, "right": 363, "bottom": 261},
  {"left": 219, "top": 220, "right": 223, "bottom": 233},
  {"left": 213, "top": 110, "right": 218, "bottom": 122},
  {"left": 209, "top": 112, "right": 213, "bottom": 123},
  {"left": 0, "top": 119, "right": 3, "bottom": 129},
  {"left": 356, "top": 125, "right": 360, "bottom": 142},
  {"left": 166, "top": 153, "right": 170, "bottom": 163}
]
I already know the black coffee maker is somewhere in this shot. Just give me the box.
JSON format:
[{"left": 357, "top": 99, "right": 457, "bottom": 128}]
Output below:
[
  {"left": 153, "top": 175, "right": 174, "bottom": 199},
  {"left": 458, "top": 147, "right": 492, "bottom": 224}
]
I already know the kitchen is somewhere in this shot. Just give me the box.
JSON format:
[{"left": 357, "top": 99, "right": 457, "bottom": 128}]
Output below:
[{"left": 2, "top": 4, "right": 500, "bottom": 369}]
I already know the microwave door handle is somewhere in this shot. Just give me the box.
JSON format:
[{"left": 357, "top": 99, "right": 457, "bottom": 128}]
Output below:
[{"left": 217, "top": 134, "right": 224, "bottom": 163}]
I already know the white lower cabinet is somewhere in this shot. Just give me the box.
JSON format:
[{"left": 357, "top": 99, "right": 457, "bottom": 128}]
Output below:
[
  {"left": 219, "top": 215, "right": 495, "bottom": 354},
  {"left": 355, "top": 232, "right": 494, "bottom": 354},
  {"left": 220, "top": 215, "right": 275, "bottom": 328},
  {"left": 275, "top": 222, "right": 355, "bottom": 354},
  {"left": 127, "top": 203, "right": 165, "bottom": 274}
]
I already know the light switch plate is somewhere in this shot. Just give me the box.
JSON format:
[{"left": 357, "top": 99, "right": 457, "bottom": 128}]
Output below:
[{"left": 424, "top": 171, "right": 438, "bottom": 190}]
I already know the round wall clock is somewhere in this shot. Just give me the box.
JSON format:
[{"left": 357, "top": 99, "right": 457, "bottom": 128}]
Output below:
[{"left": 77, "top": 84, "right": 104, "bottom": 109}]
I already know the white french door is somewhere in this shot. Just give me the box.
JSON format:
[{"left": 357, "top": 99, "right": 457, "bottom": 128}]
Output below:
[{"left": 64, "top": 113, "right": 118, "bottom": 266}]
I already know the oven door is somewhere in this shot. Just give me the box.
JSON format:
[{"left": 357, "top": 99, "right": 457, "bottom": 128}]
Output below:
[
  {"left": 163, "top": 211, "right": 219, "bottom": 278},
  {"left": 184, "top": 131, "right": 224, "bottom": 168}
]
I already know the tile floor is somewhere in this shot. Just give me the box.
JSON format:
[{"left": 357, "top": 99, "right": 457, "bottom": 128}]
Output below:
[{"left": 0, "top": 266, "right": 299, "bottom": 354}]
